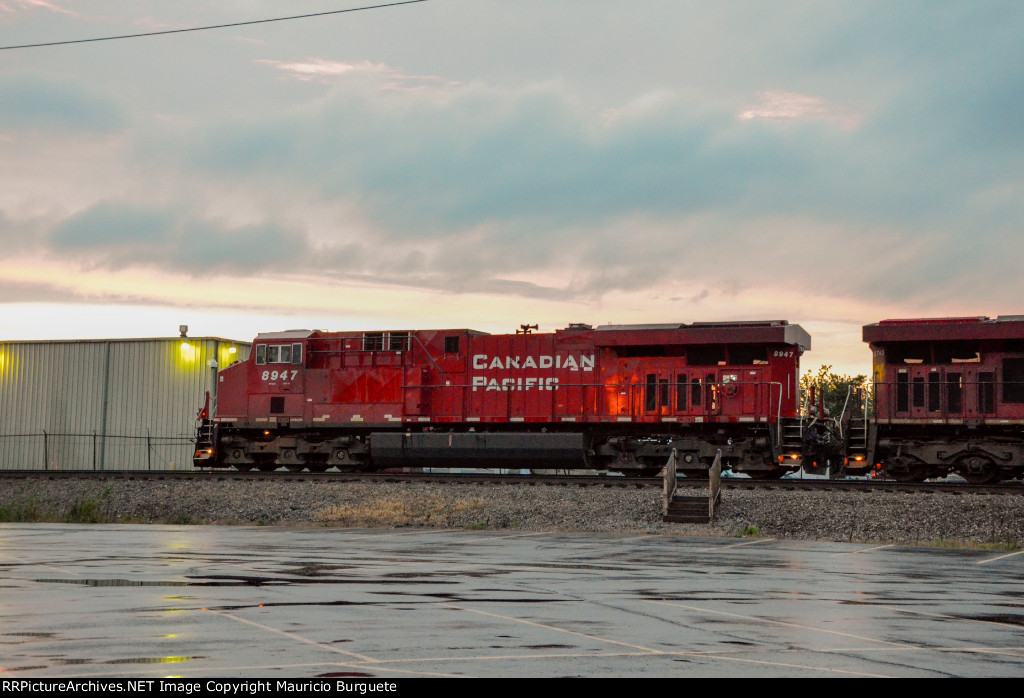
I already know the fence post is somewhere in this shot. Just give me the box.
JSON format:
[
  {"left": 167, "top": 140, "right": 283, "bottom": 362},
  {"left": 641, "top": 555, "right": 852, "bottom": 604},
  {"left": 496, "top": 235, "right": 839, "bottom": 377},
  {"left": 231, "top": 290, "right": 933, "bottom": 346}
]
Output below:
[
  {"left": 92, "top": 431, "right": 97, "bottom": 471},
  {"left": 147, "top": 430, "right": 152, "bottom": 471},
  {"left": 42, "top": 430, "right": 48, "bottom": 470}
]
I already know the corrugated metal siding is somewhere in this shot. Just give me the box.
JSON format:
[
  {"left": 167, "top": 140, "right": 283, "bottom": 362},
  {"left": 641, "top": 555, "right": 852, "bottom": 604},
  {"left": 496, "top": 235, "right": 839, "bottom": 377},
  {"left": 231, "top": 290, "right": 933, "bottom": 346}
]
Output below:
[{"left": 0, "top": 338, "right": 250, "bottom": 470}]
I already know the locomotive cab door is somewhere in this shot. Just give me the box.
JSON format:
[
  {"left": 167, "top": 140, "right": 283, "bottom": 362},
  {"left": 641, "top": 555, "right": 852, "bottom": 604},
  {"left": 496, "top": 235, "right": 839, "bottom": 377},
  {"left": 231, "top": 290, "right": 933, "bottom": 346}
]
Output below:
[{"left": 733, "top": 369, "right": 763, "bottom": 417}]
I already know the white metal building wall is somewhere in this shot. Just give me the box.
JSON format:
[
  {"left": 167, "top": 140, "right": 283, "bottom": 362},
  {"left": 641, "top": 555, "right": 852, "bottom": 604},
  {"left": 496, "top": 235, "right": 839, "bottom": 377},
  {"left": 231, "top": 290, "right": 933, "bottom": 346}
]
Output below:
[{"left": 0, "top": 337, "right": 250, "bottom": 471}]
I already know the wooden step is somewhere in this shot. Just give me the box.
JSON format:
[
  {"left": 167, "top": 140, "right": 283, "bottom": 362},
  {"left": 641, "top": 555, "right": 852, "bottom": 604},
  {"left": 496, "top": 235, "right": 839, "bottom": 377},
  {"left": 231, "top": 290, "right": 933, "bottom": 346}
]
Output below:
[{"left": 664, "top": 495, "right": 710, "bottom": 524}]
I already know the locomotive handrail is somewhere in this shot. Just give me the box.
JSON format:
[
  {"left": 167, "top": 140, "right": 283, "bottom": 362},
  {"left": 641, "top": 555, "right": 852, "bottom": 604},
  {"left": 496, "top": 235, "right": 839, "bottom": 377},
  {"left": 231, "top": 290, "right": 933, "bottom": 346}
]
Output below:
[
  {"left": 837, "top": 386, "right": 853, "bottom": 439},
  {"left": 408, "top": 333, "right": 445, "bottom": 378},
  {"left": 399, "top": 379, "right": 789, "bottom": 425},
  {"left": 769, "top": 381, "right": 783, "bottom": 444},
  {"left": 868, "top": 377, "right": 1020, "bottom": 420}
]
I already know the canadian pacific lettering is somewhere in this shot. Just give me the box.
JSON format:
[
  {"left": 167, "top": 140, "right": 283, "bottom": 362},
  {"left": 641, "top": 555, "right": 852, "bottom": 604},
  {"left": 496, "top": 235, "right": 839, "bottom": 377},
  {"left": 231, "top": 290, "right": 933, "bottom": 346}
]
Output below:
[
  {"left": 470, "top": 353, "right": 594, "bottom": 391},
  {"left": 471, "top": 353, "right": 594, "bottom": 371}
]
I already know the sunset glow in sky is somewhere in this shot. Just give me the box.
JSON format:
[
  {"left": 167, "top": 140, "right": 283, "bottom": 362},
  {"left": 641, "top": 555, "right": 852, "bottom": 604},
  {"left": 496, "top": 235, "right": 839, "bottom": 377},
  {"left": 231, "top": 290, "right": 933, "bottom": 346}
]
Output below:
[{"left": 2, "top": 1, "right": 1023, "bottom": 377}]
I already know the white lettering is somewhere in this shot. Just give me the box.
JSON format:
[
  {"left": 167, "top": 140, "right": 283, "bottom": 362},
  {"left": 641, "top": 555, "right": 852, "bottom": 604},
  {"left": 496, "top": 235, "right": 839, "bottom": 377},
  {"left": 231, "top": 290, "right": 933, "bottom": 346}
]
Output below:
[{"left": 469, "top": 352, "right": 591, "bottom": 389}]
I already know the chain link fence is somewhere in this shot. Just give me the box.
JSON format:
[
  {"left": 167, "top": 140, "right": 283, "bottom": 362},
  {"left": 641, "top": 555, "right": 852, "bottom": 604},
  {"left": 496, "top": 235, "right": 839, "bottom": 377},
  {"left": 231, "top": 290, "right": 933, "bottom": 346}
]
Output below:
[{"left": 0, "top": 432, "right": 196, "bottom": 471}]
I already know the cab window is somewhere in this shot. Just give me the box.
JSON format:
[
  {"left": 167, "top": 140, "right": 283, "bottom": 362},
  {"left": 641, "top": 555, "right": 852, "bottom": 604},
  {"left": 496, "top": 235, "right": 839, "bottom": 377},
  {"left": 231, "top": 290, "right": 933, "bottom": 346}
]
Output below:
[{"left": 259, "top": 343, "right": 304, "bottom": 365}]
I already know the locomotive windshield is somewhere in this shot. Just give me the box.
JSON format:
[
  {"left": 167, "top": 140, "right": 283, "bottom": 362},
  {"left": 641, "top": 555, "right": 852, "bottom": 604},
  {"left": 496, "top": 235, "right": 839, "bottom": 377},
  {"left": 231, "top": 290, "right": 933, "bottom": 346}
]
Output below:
[{"left": 255, "top": 343, "right": 303, "bottom": 365}]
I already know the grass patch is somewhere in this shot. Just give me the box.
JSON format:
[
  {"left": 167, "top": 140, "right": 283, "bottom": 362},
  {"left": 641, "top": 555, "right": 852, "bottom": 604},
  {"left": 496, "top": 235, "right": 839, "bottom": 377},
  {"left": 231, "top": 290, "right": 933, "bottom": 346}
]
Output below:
[
  {"left": 733, "top": 524, "right": 762, "bottom": 538},
  {"left": 66, "top": 498, "right": 109, "bottom": 524},
  {"left": 0, "top": 499, "right": 45, "bottom": 522},
  {"left": 1, "top": 494, "right": 113, "bottom": 523},
  {"left": 317, "top": 495, "right": 487, "bottom": 527},
  {"left": 168, "top": 511, "right": 194, "bottom": 525}
]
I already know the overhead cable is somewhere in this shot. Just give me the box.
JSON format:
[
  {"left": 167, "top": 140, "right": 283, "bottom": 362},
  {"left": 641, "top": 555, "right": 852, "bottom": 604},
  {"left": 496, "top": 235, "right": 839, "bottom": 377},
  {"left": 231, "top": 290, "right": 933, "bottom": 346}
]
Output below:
[{"left": 0, "top": 0, "right": 429, "bottom": 51}]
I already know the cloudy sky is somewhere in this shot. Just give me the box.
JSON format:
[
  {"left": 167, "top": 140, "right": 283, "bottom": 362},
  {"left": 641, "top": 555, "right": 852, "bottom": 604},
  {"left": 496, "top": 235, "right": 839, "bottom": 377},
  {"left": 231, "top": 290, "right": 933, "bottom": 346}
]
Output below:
[{"left": 1, "top": 0, "right": 1022, "bottom": 375}]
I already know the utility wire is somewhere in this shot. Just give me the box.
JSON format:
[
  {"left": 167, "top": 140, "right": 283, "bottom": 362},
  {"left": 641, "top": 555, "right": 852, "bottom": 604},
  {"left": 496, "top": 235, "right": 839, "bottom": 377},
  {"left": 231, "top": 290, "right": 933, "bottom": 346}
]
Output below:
[{"left": 0, "top": 0, "right": 429, "bottom": 51}]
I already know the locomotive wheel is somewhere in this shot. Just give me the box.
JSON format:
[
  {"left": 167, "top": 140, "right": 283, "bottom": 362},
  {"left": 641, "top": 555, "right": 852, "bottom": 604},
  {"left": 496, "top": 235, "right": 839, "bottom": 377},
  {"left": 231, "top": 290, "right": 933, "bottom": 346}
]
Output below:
[
  {"left": 957, "top": 457, "right": 1001, "bottom": 484},
  {"left": 285, "top": 465, "right": 305, "bottom": 473},
  {"left": 233, "top": 464, "right": 254, "bottom": 472}
]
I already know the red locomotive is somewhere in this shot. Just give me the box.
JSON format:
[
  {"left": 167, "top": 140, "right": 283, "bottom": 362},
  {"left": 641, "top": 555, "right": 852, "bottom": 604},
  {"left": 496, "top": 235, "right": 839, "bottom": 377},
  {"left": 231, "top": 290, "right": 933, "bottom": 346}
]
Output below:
[
  {"left": 845, "top": 316, "right": 1024, "bottom": 482},
  {"left": 194, "top": 320, "right": 811, "bottom": 476}
]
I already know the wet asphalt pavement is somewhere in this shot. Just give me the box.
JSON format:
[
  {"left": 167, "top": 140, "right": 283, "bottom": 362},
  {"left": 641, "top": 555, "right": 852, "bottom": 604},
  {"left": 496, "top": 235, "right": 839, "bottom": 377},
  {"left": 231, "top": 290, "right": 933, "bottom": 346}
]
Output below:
[{"left": 0, "top": 524, "right": 1022, "bottom": 677}]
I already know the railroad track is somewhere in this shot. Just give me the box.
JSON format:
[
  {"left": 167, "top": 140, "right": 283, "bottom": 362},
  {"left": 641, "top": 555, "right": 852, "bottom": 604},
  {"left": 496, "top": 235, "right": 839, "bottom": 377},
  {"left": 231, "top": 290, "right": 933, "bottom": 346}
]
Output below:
[{"left": 2, "top": 468, "right": 1022, "bottom": 495}]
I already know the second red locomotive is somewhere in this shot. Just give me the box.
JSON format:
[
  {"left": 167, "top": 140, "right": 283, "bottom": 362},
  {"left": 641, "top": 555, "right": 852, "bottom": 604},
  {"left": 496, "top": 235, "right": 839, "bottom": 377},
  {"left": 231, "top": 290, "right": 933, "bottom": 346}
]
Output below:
[
  {"left": 846, "top": 315, "right": 1024, "bottom": 482},
  {"left": 195, "top": 320, "right": 811, "bottom": 477}
]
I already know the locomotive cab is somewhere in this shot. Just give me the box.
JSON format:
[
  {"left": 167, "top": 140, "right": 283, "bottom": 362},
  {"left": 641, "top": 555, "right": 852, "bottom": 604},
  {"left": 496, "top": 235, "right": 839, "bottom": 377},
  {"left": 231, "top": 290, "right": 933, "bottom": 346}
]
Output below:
[{"left": 251, "top": 331, "right": 309, "bottom": 422}]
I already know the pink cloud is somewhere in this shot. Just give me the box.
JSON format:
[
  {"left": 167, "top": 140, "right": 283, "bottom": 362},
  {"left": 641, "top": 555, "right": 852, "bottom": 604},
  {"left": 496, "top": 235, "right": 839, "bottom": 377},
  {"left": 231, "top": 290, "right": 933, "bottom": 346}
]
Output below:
[{"left": 739, "top": 90, "right": 862, "bottom": 129}]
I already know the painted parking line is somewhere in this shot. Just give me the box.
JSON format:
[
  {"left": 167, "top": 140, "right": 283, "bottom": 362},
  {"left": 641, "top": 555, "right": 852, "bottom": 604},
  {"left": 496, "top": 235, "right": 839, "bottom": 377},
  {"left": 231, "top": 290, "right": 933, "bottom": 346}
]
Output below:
[
  {"left": 373, "top": 649, "right": 891, "bottom": 677},
  {"left": 977, "top": 549, "right": 1024, "bottom": 565},
  {"left": 12, "top": 661, "right": 455, "bottom": 679},
  {"left": 445, "top": 604, "right": 665, "bottom": 654},
  {"left": 208, "top": 610, "right": 380, "bottom": 662},
  {"left": 645, "top": 600, "right": 914, "bottom": 648},
  {"left": 467, "top": 532, "right": 552, "bottom": 541},
  {"left": 206, "top": 610, "right": 464, "bottom": 677},
  {"left": 696, "top": 538, "right": 774, "bottom": 552},
  {"left": 697, "top": 654, "right": 889, "bottom": 677},
  {"left": 830, "top": 544, "right": 894, "bottom": 557}
]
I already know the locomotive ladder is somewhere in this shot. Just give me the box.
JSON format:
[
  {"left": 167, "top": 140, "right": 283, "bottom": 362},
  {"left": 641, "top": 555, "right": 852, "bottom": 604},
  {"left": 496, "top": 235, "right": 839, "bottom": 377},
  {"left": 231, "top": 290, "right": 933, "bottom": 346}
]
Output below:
[
  {"left": 846, "top": 417, "right": 869, "bottom": 459},
  {"left": 778, "top": 418, "right": 804, "bottom": 454},
  {"left": 843, "top": 387, "right": 870, "bottom": 461}
]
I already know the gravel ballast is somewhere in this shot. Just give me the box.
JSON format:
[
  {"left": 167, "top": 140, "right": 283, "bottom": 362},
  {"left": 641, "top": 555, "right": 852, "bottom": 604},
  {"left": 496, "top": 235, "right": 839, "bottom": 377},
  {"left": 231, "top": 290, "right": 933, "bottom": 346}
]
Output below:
[{"left": 2, "top": 477, "right": 1023, "bottom": 546}]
